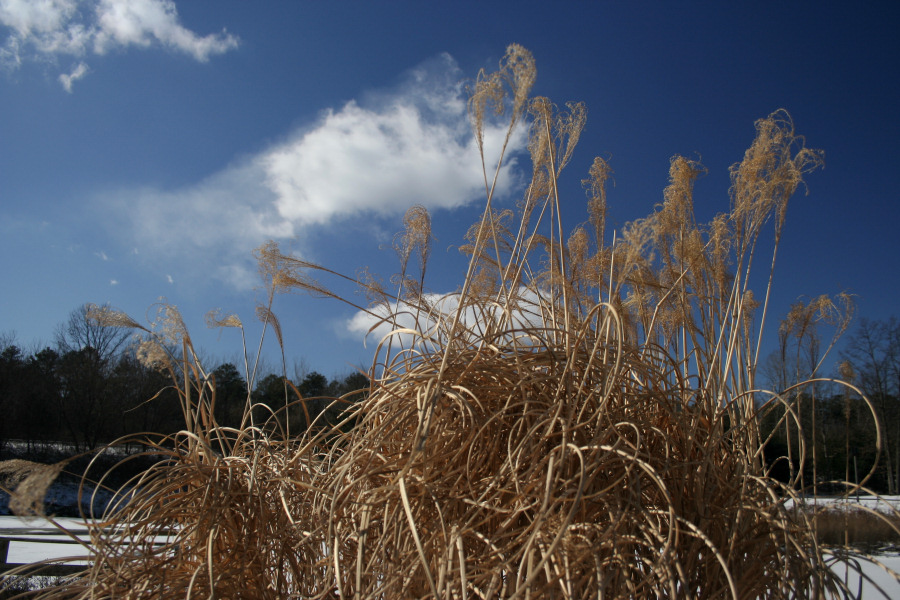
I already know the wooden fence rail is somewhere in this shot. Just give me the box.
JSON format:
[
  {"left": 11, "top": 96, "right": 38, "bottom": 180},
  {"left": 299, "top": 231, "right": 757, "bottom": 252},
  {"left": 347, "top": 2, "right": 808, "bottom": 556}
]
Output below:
[
  {"left": 1, "top": 522, "right": 172, "bottom": 579},
  {"left": 1, "top": 531, "right": 88, "bottom": 577}
]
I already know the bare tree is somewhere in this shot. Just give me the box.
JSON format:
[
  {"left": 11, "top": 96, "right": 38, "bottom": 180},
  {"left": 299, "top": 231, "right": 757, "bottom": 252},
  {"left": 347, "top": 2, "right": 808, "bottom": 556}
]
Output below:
[
  {"left": 51, "top": 304, "right": 134, "bottom": 450},
  {"left": 842, "top": 317, "right": 900, "bottom": 494},
  {"left": 0, "top": 330, "right": 17, "bottom": 350},
  {"left": 55, "top": 303, "right": 132, "bottom": 363}
]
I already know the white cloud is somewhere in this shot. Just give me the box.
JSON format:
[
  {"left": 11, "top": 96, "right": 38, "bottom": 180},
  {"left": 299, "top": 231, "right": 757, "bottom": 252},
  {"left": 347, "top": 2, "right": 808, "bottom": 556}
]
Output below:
[
  {"left": 92, "top": 0, "right": 238, "bottom": 60},
  {"left": 0, "top": 0, "right": 238, "bottom": 87},
  {"left": 95, "top": 249, "right": 109, "bottom": 260},
  {"left": 344, "top": 288, "right": 546, "bottom": 352},
  {"left": 0, "top": 0, "right": 80, "bottom": 40},
  {"left": 261, "top": 55, "right": 523, "bottom": 227},
  {"left": 166, "top": 274, "right": 173, "bottom": 284},
  {"left": 58, "top": 60, "right": 87, "bottom": 91},
  {"left": 344, "top": 292, "right": 458, "bottom": 349},
  {"left": 109, "top": 278, "right": 118, "bottom": 285},
  {"left": 102, "top": 54, "right": 527, "bottom": 291}
]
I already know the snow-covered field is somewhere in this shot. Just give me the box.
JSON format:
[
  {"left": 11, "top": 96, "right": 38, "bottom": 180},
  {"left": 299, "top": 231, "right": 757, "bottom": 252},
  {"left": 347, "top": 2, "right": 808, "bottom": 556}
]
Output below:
[
  {"left": 826, "top": 551, "right": 900, "bottom": 598},
  {"left": 792, "top": 495, "right": 900, "bottom": 597},
  {"left": 786, "top": 494, "right": 900, "bottom": 513}
]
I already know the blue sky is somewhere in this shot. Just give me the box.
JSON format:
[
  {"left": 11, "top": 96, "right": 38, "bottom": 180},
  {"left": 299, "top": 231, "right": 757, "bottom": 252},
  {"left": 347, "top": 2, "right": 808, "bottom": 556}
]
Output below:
[{"left": 1, "top": 1, "right": 898, "bottom": 380}]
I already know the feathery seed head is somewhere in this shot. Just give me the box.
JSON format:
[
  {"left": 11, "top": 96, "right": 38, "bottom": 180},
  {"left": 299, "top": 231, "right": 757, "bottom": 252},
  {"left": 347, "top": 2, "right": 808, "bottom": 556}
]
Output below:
[
  {"left": 205, "top": 308, "right": 243, "bottom": 329},
  {"left": 729, "top": 110, "right": 824, "bottom": 243},
  {"left": 839, "top": 360, "right": 855, "bottom": 382},
  {"left": 135, "top": 337, "right": 170, "bottom": 370},
  {"left": 256, "top": 304, "right": 284, "bottom": 348},
  {"left": 662, "top": 156, "right": 704, "bottom": 225},
  {"left": 467, "top": 44, "right": 535, "bottom": 155},
  {"left": 584, "top": 156, "right": 612, "bottom": 240},
  {"left": 86, "top": 303, "right": 144, "bottom": 330},
  {"left": 394, "top": 204, "right": 432, "bottom": 273}
]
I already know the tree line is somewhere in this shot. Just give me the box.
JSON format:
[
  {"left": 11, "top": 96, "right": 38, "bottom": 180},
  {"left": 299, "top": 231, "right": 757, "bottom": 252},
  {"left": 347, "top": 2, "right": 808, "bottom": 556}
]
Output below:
[
  {"left": 3, "top": 304, "right": 899, "bottom": 495},
  {"left": 759, "top": 316, "right": 900, "bottom": 495},
  {"left": 0, "top": 304, "right": 368, "bottom": 454}
]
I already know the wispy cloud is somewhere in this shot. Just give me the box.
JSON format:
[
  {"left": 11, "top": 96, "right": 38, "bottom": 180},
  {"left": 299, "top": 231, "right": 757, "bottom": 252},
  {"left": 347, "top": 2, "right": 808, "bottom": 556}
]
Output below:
[
  {"left": 58, "top": 60, "right": 87, "bottom": 92},
  {"left": 101, "top": 54, "right": 527, "bottom": 290},
  {"left": 100, "top": 160, "right": 291, "bottom": 290},
  {"left": 0, "top": 0, "right": 238, "bottom": 89}
]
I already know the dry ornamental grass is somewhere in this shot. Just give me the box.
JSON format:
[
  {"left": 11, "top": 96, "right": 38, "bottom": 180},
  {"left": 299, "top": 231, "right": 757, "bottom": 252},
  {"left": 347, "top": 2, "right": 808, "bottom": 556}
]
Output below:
[{"left": 5, "top": 45, "right": 899, "bottom": 599}]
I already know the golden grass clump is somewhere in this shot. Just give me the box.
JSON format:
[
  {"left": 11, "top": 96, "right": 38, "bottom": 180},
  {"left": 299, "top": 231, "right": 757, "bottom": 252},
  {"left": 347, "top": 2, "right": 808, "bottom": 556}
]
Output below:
[
  {"left": 58, "top": 433, "right": 329, "bottom": 598},
  {"left": 323, "top": 339, "right": 825, "bottom": 598},
  {"left": 10, "top": 45, "right": 897, "bottom": 598}
]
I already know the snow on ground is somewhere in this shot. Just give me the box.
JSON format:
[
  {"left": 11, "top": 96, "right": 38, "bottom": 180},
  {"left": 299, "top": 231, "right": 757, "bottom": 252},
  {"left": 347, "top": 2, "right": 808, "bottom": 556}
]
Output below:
[
  {"left": 828, "top": 552, "right": 900, "bottom": 598},
  {"left": 787, "top": 494, "right": 900, "bottom": 513},
  {"left": 3, "top": 501, "right": 900, "bottom": 597},
  {"left": 781, "top": 494, "right": 900, "bottom": 596}
]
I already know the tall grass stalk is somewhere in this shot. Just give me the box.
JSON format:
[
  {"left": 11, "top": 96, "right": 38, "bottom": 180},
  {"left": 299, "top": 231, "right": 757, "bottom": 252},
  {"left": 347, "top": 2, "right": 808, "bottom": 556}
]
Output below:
[{"left": 6, "top": 45, "right": 897, "bottom": 599}]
